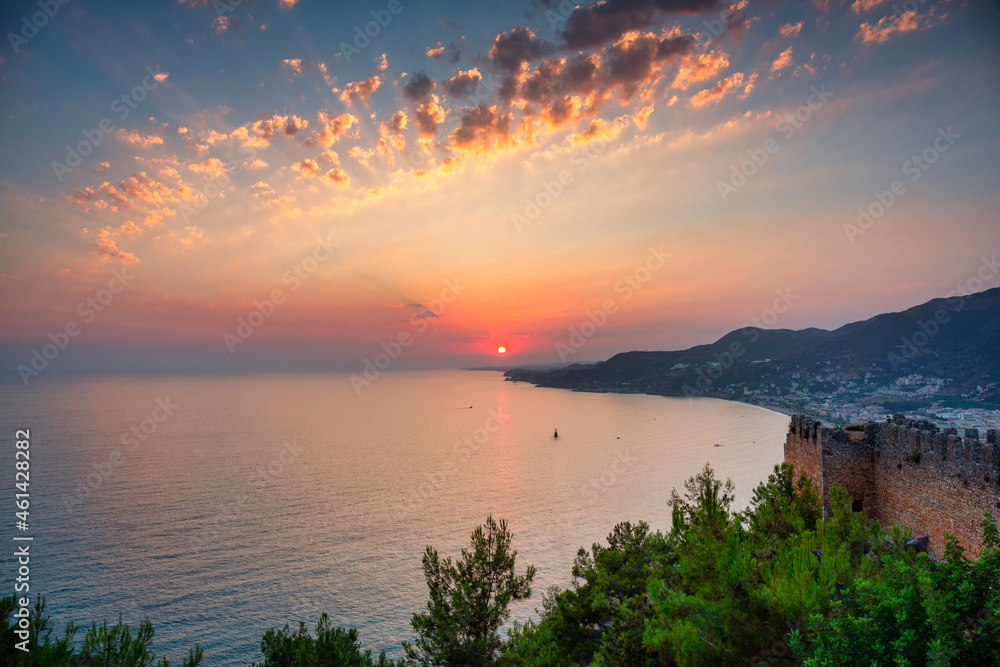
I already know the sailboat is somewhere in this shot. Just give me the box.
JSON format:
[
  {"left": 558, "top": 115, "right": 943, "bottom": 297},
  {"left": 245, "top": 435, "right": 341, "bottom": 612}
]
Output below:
[{"left": 553, "top": 428, "right": 559, "bottom": 438}]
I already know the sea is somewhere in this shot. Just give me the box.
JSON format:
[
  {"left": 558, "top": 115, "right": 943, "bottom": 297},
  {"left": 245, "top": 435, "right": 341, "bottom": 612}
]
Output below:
[{"left": 0, "top": 369, "right": 789, "bottom": 664}]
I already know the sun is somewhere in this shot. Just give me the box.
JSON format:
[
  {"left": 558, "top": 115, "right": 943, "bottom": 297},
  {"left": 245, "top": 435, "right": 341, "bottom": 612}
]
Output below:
[{"left": 497, "top": 346, "right": 506, "bottom": 354}]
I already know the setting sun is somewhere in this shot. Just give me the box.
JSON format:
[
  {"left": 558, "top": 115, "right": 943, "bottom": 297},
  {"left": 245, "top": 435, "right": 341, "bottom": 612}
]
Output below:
[{"left": 497, "top": 346, "right": 506, "bottom": 354}]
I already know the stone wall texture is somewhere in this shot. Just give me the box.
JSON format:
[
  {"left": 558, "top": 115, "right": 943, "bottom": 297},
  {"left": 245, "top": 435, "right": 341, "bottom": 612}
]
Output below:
[{"left": 785, "top": 414, "right": 1000, "bottom": 559}]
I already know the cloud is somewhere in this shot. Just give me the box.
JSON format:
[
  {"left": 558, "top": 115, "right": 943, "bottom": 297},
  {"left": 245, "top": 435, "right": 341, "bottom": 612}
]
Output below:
[
  {"left": 349, "top": 146, "right": 376, "bottom": 167},
  {"left": 402, "top": 72, "right": 436, "bottom": 101},
  {"left": 230, "top": 113, "right": 309, "bottom": 149},
  {"left": 856, "top": 9, "right": 945, "bottom": 44},
  {"left": 559, "top": 0, "right": 723, "bottom": 49},
  {"left": 771, "top": 46, "right": 794, "bottom": 72},
  {"left": 291, "top": 158, "right": 320, "bottom": 178},
  {"left": 634, "top": 104, "right": 654, "bottom": 129},
  {"left": 672, "top": 49, "right": 729, "bottom": 89},
  {"left": 425, "top": 39, "right": 463, "bottom": 63},
  {"left": 568, "top": 116, "right": 627, "bottom": 145},
  {"left": 279, "top": 58, "right": 334, "bottom": 85},
  {"left": 689, "top": 71, "right": 744, "bottom": 107},
  {"left": 851, "top": 0, "right": 891, "bottom": 11},
  {"left": 415, "top": 96, "right": 446, "bottom": 140},
  {"left": 188, "top": 157, "right": 229, "bottom": 178},
  {"left": 714, "top": 2, "right": 750, "bottom": 43},
  {"left": 98, "top": 171, "right": 173, "bottom": 209},
  {"left": 379, "top": 111, "right": 408, "bottom": 152},
  {"left": 321, "top": 168, "right": 351, "bottom": 188},
  {"left": 94, "top": 161, "right": 111, "bottom": 174},
  {"left": 604, "top": 30, "right": 696, "bottom": 101},
  {"left": 449, "top": 104, "right": 515, "bottom": 155},
  {"left": 488, "top": 27, "right": 555, "bottom": 73},
  {"left": 93, "top": 229, "right": 140, "bottom": 264},
  {"left": 307, "top": 111, "right": 356, "bottom": 149},
  {"left": 339, "top": 75, "right": 383, "bottom": 106},
  {"left": 779, "top": 22, "right": 803, "bottom": 38},
  {"left": 115, "top": 129, "right": 165, "bottom": 147},
  {"left": 443, "top": 68, "right": 483, "bottom": 96}
]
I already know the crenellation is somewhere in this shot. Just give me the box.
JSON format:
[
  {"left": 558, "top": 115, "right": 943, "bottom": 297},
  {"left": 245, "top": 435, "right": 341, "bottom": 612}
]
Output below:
[{"left": 786, "top": 414, "right": 1000, "bottom": 560}]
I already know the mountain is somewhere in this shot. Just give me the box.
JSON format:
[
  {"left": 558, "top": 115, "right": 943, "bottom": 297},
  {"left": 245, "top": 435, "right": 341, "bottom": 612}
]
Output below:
[{"left": 505, "top": 286, "right": 1000, "bottom": 409}]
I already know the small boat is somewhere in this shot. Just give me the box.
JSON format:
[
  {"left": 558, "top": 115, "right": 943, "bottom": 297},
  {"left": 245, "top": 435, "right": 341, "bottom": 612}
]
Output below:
[{"left": 553, "top": 428, "right": 559, "bottom": 438}]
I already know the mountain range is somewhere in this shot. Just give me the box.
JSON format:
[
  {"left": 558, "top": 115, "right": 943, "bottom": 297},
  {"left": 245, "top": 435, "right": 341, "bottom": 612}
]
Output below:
[{"left": 505, "top": 286, "right": 1000, "bottom": 410}]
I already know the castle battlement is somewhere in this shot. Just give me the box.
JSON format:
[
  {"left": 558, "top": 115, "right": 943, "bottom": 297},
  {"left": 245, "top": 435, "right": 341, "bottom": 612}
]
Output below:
[{"left": 786, "top": 414, "right": 1000, "bottom": 559}]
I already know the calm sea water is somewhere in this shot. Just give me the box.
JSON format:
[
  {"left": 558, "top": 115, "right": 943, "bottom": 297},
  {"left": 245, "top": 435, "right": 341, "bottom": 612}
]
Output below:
[{"left": 0, "top": 370, "right": 788, "bottom": 665}]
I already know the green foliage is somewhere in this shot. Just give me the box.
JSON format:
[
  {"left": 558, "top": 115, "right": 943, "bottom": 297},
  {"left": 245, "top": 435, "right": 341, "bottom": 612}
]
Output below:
[
  {"left": 794, "top": 513, "right": 1000, "bottom": 666},
  {"left": 252, "top": 613, "right": 400, "bottom": 666},
  {"left": 405, "top": 515, "right": 535, "bottom": 666},
  {"left": 0, "top": 595, "right": 203, "bottom": 666},
  {"left": 499, "top": 521, "right": 673, "bottom": 666}
]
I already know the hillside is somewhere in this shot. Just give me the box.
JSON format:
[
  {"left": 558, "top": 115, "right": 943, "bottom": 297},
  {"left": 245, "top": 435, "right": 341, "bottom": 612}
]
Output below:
[{"left": 506, "top": 287, "right": 1000, "bottom": 409}]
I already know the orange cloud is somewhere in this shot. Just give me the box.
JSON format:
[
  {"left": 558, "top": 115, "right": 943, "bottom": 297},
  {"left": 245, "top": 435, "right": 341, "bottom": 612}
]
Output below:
[
  {"left": 851, "top": 0, "right": 891, "bottom": 11},
  {"left": 340, "top": 75, "right": 383, "bottom": 106},
  {"left": 115, "top": 129, "right": 164, "bottom": 147},
  {"left": 568, "top": 116, "right": 627, "bottom": 145},
  {"left": 448, "top": 104, "right": 516, "bottom": 157},
  {"left": 779, "top": 22, "right": 803, "bottom": 38},
  {"left": 689, "top": 72, "right": 745, "bottom": 108},
  {"left": 857, "top": 9, "right": 945, "bottom": 43},
  {"left": 188, "top": 157, "right": 229, "bottom": 179},
  {"left": 415, "top": 96, "right": 446, "bottom": 141},
  {"left": 308, "top": 111, "right": 356, "bottom": 149},
  {"left": 634, "top": 104, "right": 654, "bottom": 129},
  {"left": 673, "top": 50, "right": 730, "bottom": 90},
  {"left": 91, "top": 228, "right": 140, "bottom": 264},
  {"left": 443, "top": 68, "right": 483, "bottom": 97},
  {"left": 292, "top": 158, "right": 320, "bottom": 178},
  {"left": 230, "top": 113, "right": 309, "bottom": 149},
  {"left": 771, "top": 47, "right": 794, "bottom": 72},
  {"left": 321, "top": 168, "right": 351, "bottom": 188}
]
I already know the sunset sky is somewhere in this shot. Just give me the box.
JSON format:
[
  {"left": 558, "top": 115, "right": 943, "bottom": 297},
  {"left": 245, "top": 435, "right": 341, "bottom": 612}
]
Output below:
[{"left": 1, "top": 0, "right": 998, "bottom": 374}]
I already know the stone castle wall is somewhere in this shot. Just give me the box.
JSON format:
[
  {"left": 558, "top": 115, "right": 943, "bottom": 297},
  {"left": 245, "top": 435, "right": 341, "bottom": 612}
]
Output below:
[{"left": 785, "top": 414, "right": 1000, "bottom": 559}]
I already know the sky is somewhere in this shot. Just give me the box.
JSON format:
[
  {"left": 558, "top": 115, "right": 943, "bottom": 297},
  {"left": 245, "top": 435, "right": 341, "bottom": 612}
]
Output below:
[{"left": 0, "top": 0, "right": 998, "bottom": 375}]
